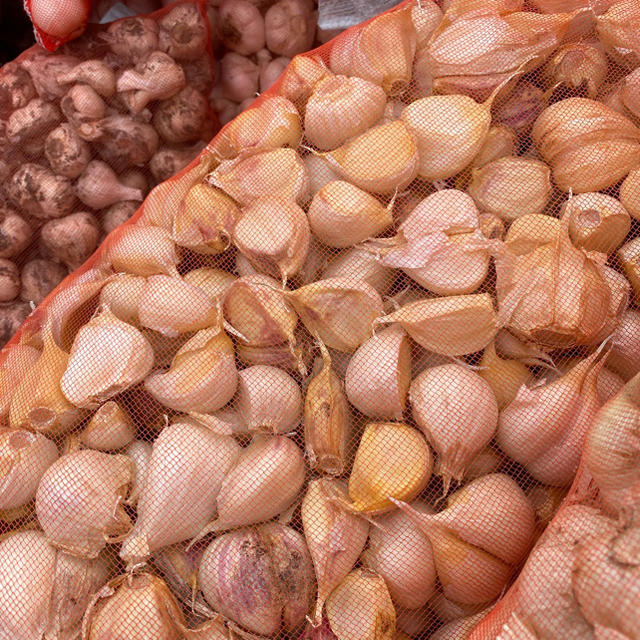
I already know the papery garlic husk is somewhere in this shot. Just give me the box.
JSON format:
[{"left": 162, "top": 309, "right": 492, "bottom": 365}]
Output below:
[
  {"left": 322, "top": 247, "right": 395, "bottom": 296},
  {"left": 210, "top": 96, "right": 302, "bottom": 160},
  {"left": 144, "top": 324, "right": 237, "bottom": 414},
  {"left": 0, "top": 344, "right": 39, "bottom": 420},
  {"left": 191, "top": 434, "right": 306, "bottom": 542},
  {"left": 208, "top": 147, "right": 309, "bottom": 206},
  {"left": 531, "top": 97, "right": 640, "bottom": 193},
  {"left": 105, "top": 224, "right": 180, "bottom": 277},
  {"left": 279, "top": 54, "right": 330, "bottom": 111},
  {"left": 410, "top": 363, "right": 498, "bottom": 493},
  {"left": 308, "top": 180, "right": 392, "bottom": 248},
  {"left": 346, "top": 422, "right": 432, "bottom": 514},
  {"left": 361, "top": 502, "right": 436, "bottom": 610},
  {"left": 36, "top": 449, "right": 132, "bottom": 557},
  {"left": 82, "top": 572, "right": 186, "bottom": 639},
  {"left": 492, "top": 80, "right": 546, "bottom": 137},
  {"left": 429, "top": 611, "right": 489, "bottom": 640},
  {"left": 0, "top": 429, "right": 57, "bottom": 510},
  {"left": 0, "top": 530, "right": 109, "bottom": 640},
  {"left": 61, "top": 306, "right": 154, "bottom": 409},
  {"left": 430, "top": 591, "right": 486, "bottom": 625},
  {"left": 497, "top": 347, "right": 607, "bottom": 486},
  {"left": 377, "top": 293, "right": 498, "bottom": 357},
  {"left": 562, "top": 192, "right": 631, "bottom": 255},
  {"left": 235, "top": 365, "right": 302, "bottom": 434},
  {"left": 326, "top": 569, "right": 396, "bottom": 640},
  {"left": 223, "top": 274, "right": 298, "bottom": 347},
  {"left": 468, "top": 156, "right": 552, "bottom": 222},
  {"left": 464, "top": 446, "right": 503, "bottom": 482},
  {"left": 302, "top": 478, "right": 369, "bottom": 625},
  {"left": 299, "top": 238, "right": 328, "bottom": 286},
  {"left": 10, "top": 324, "right": 85, "bottom": 434},
  {"left": 184, "top": 268, "right": 236, "bottom": 303},
  {"left": 237, "top": 341, "right": 309, "bottom": 375},
  {"left": 504, "top": 213, "right": 561, "bottom": 256},
  {"left": 120, "top": 421, "right": 240, "bottom": 567},
  {"left": 479, "top": 341, "right": 532, "bottom": 410},
  {"left": 329, "top": 6, "right": 417, "bottom": 95},
  {"left": 596, "top": 0, "right": 640, "bottom": 68},
  {"left": 98, "top": 273, "right": 146, "bottom": 325},
  {"left": 620, "top": 167, "right": 640, "bottom": 220},
  {"left": 345, "top": 324, "right": 411, "bottom": 420},
  {"left": 524, "top": 484, "right": 567, "bottom": 535},
  {"left": 125, "top": 439, "right": 152, "bottom": 507},
  {"left": 234, "top": 196, "right": 310, "bottom": 283},
  {"left": 199, "top": 523, "right": 314, "bottom": 637},
  {"left": 173, "top": 183, "right": 241, "bottom": 254},
  {"left": 324, "top": 120, "right": 419, "bottom": 195},
  {"left": 494, "top": 228, "right": 627, "bottom": 348},
  {"left": 287, "top": 277, "right": 384, "bottom": 353},
  {"left": 138, "top": 274, "right": 219, "bottom": 337},
  {"left": 305, "top": 75, "right": 387, "bottom": 150},
  {"left": 304, "top": 344, "right": 351, "bottom": 475},
  {"left": 617, "top": 238, "right": 640, "bottom": 306},
  {"left": 79, "top": 401, "right": 136, "bottom": 451},
  {"left": 494, "top": 329, "right": 556, "bottom": 370},
  {"left": 545, "top": 40, "right": 608, "bottom": 98}
]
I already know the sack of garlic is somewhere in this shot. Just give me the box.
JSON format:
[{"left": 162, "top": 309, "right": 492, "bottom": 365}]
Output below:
[{"left": 1, "top": 0, "right": 640, "bottom": 639}]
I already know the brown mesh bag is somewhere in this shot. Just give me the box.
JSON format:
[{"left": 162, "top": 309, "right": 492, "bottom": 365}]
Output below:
[{"left": 1, "top": 0, "right": 640, "bottom": 638}]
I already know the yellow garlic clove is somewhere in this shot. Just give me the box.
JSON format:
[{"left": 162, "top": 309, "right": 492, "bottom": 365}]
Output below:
[
  {"left": 504, "top": 213, "right": 561, "bottom": 256},
  {"left": 61, "top": 307, "right": 154, "bottom": 409},
  {"left": 0, "top": 344, "right": 40, "bottom": 420},
  {"left": 79, "top": 401, "right": 136, "bottom": 451},
  {"left": 617, "top": 237, "right": 640, "bottom": 306},
  {"left": 99, "top": 273, "right": 146, "bottom": 325},
  {"left": 545, "top": 40, "right": 608, "bottom": 98},
  {"left": 620, "top": 167, "right": 640, "bottom": 220},
  {"left": 479, "top": 341, "right": 532, "bottom": 410},
  {"left": 144, "top": 325, "right": 237, "bottom": 414},
  {"left": 596, "top": 0, "right": 640, "bottom": 68}
]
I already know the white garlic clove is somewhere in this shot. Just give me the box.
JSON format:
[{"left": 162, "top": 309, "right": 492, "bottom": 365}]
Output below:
[
  {"left": 98, "top": 273, "right": 146, "bottom": 325},
  {"left": 124, "top": 439, "right": 152, "bottom": 508},
  {"left": 79, "top": 401, "right": 136, "bottom": 451}
]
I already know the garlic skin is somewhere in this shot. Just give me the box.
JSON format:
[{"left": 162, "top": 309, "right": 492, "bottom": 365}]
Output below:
[
  {"left": 361, "top": 503, "right": 436, "bottom": 610},
  {"left": 0, "top": 429, "right": 58, "bottom": 511},
  {"left": 479, "top": 341, "right": 533, "bottom": 410},
  {"left": 618, "top": 238, "right": 640, "bottom": 306},
  {"left": 61, "top": 307, "right": 154, "bottom": 409},
  {"left": 305, "top": 75, "right": 387, "bottom": 150},
  {"left": 99, "top": 274, "right": 146, "bottom": 325},
  {"left": 0, "top": 344, "right": 40, "bottom": 419},
  {"left": 36, "top": 449, "right": 132, "bottom": 557},
  {"left": 302, "top": 479, "right": 369, "bottom": 625},
  {"left": 410, "top": 364, "right": 499, "bottom": 492},
  {"left": 120, "top": 422, "right": 240, "bottom": 567},
  {"left": 144, "top": 325, "right": 238, "bottom": 414},
  {"left": 346, "top": 325, "right": 411, "bottom": 420},
  {"left": 545, "top": 40, "right": 608, "bottom": 98},
  {"left": 199, "top": 523, "right": 314, "bottom": 637},
  {"left": 79, "top": 401, "right": 136, "bottom": 451}
]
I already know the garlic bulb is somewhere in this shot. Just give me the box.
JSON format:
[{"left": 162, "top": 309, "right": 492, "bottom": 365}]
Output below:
[
  {"left": 61, "top": 306, "right": 154, "bottom": 409},
  {"left": 120, "top": 421, "right": 240, "bottom": 566},
  {"left": 302, "top": 478, "right": 369, "bottom": 625},
  {"left": 321, "top": 247, "right": 395, "bottom": 296},
  {"left": 305, "top": 75, "right": 387, "bottom": 150},
  {"left": 145, "top": 325, "right": 238, "bottom": 414},
  {"left": 36, "top": 449, "right": 132, "bottom": 557},
  {"left": 199, "top": 523, "right": 314, "bottom": 637},
  {"left": 125, "top": 439, "right": 152, "bottom": 507},
  {"left": 504, "top": 213, "right": 561, "bottom": 256},
  {"left": 361, "top": 503, "right": 436, "bottom": 609},
  {"left": 79, "top": 401, "right": 136, "bottom": 451},
  {"left": 345, "top": 325, "right": 411, "bottom": 420},
  {"left": 98, "top": 274, "right": 145, "bottom": 325},
  {"left": 0, "top": 429, "right": 57, "bottom": 511},
  {"left": 235, "top": 365, "right": 302, "bottom": 434},
  {"left": 410, "top": 364, "right": 498, "bottom": 492},
  {"left": 0, "top": 344, "right": 39, "bottom": 420},
  {"left": 233, "top": 197, "right": 310, "bottom": 283},
  {"left": 307, "top": 181, "right": 392, "bottom": 248}
]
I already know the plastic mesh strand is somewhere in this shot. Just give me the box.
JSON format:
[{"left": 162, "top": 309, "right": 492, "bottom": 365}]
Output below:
[{"left": 0, "top": 0, "right": 639, "bottom": 638}]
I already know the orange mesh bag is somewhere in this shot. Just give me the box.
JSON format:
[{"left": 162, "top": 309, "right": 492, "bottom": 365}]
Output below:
[{"left": 1, "top": 0, "right": 640, "bottom": 638}]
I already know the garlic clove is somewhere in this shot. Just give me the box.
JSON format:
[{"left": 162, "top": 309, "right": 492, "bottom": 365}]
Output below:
[
  {"left": 237, "top": 340, "right": 309, "bottom": 375},
  {"left": 183, "top": 267, "right": 236, "bottom": 303},
  {"left": 545, "top": 39, "right": 608, "bottom": 98},
  {"left": 617, "top": 238, "right": 640, "bottom": 307},
  {"left": 79, "top": 401, "right": 136, "bottom": 451},
  {"left": 305, "top": 154, "right": 341, "bottom": 195},
  {"left": 321, "top": 246, "right": 395, "bottom": 297},
  {"left": 0, "top": 344, "right": 40, "bottom": 420},
  {"left": 124, "top": 439, "right": 152, "bottom": 507},
  {"left": 98, "top": 273, "right": 146, "bottom": 325},
  {"left": 620, "top": 167, "right": 640, "bottom": 220},
  {"left": 479, "top": 341, "right": 533, "bottom": 410},
  {"left": 278, "top": 54, "right": 330, "bottom": 111},
  {"left": 189, "top": 408, "right": 249, "bottom": 437},
  {"left": 504, "top": 213, "right": 561, "bottom": 256}
]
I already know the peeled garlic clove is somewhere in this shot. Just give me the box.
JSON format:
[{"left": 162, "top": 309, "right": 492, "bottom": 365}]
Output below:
[
  {"left": 326, "top": 569, "right": 396, "bottom": 640},
  {"left": 125, "top": 439, "right": 152, "bottom": 507},
  {"left": 36, "top": 449, "right": 131, "bottom": 557},
  {"left": 223, "top": 274, "right": 298, "bottom": 347},
  {"left": 138, "top": 274, "right": 219, "bottom": 337},
  {"left": 173, "top": 183, "right": 241, "bottom": 254},
  {"left": 347, "top": 422, "right": 432, "bottom": 514},
  {"left": 305, "top": 75, "right": 387, "bottom": 150},
  {"left": 410, "top": 364, "right": 498, "bottom": 493},
  {"left": 184, "top": 267, "right": 236, "bottom": 303},
  {"left": 361, "top": 503, "right": 436, "bottom": 610},
  {"left": 308, "top": 180, "right": 392, "bottom": 248},
  {"left": 304, "top": 344, "right": 351, "bottom": 475},
  {"left": 208, "top": 147, "right": 309, "bottom": 206},
  {"left": 377, "top": 293, "right": 498, "bottom": 357},
  {"left": 504, "top": 213, "right": 561, "bottom": 256},
  {"left": 562, "top": 192, "right": 631, "bottom": 254},
  {"left": 0, "top": 344, "right": 39, "bottom": 419},
  {"left": 620, "top": 167, "right": 640, "bottom": 220},
  {"left": 288, "top": 277, "right": 384, "bottom": 353},
  {"left": 99, "top": 273, "right": 146, "bottom": 325},
  {"left": 120, "top": 422, "right": 240, "bottom": 566},
  {"left": 345, "top": 325, "right": 411, "bottom": 420},
  {"left": 468, "top": 156, "right": 552, "bottom": 221},
  {"left": 321, "top": 247, "right": 395, "bottom": 296},
  {"left": 145, "top": 325, "right": 237, "bottom": 414},
  {"left": 199, "top": 523, "right": 314, "bottom": 637},
  {"left": 324, "top": 120, "right": 419, "bottom": 195},
  {"left": 0, "top": 429, "right": 58, "bottom": 511},
  {"left": 617, "top": 238, "right": 640, "bottom": 307},
  {"left": 236, "top": 365, "right": 302, "bottom": 434},
  {"left": 61, "top": 307, "right": 154, "bottom": 409},
  {"left": 79, "top": 401, "right": 136, "bottom": 451},
  {"left": 104, "top": 224, "right": 180, "bottom": 277},
  {"left": 302, "top": 479, "right": 369, "bottom": 624},
  {"left": 234, "top": 197, "right": 310, "bottom": 283},
  {"left": 479, "top": 341, "right": 532, "bottom": 410}
]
